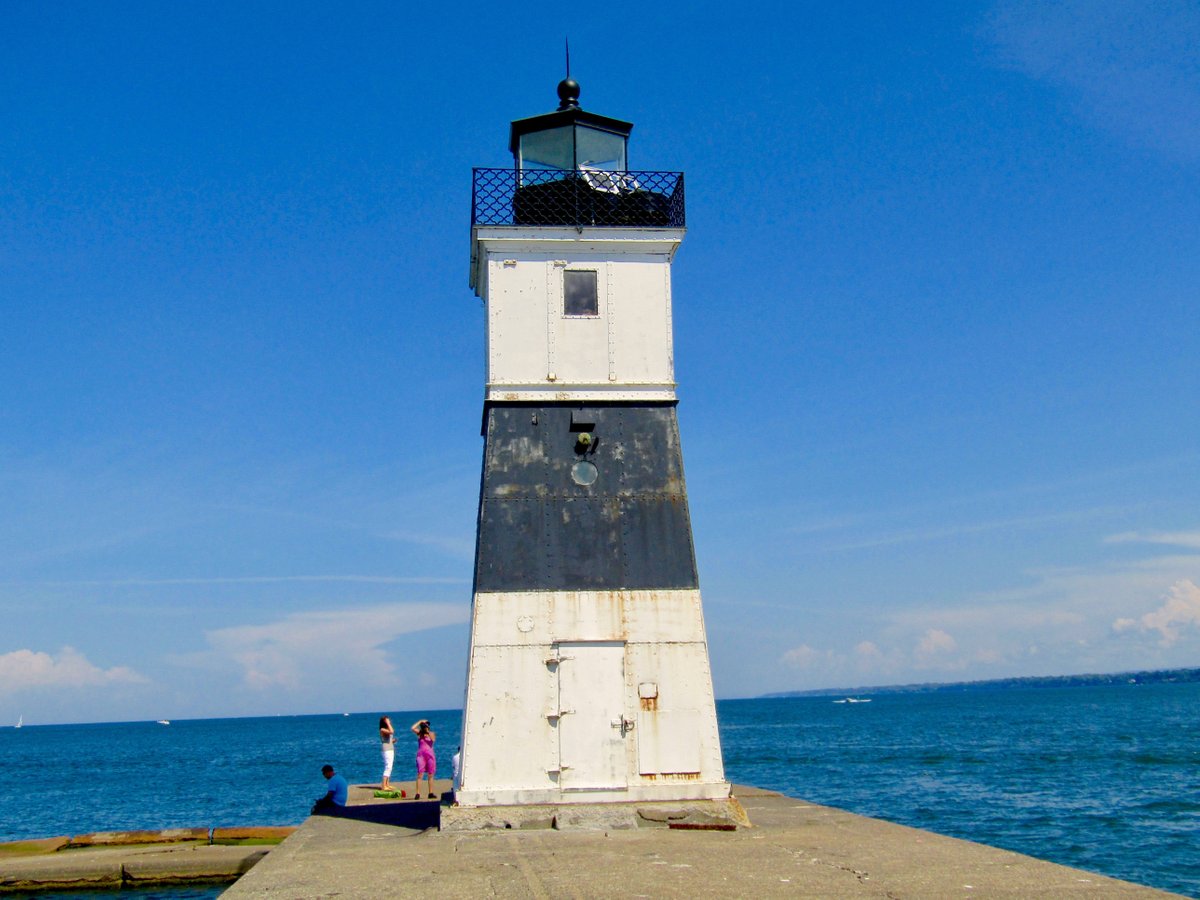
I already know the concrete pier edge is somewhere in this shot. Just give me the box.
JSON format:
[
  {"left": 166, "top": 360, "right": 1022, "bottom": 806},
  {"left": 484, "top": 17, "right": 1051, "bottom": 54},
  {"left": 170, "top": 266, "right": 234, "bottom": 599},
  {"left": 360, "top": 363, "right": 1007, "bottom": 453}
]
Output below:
[{"left": 0, "top": 826, "right": 295, "bottom": 893}]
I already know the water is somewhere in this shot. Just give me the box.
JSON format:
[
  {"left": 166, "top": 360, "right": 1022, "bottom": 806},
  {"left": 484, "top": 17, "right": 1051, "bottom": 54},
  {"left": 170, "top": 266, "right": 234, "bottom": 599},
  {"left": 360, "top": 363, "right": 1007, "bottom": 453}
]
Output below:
[
  {"left": 1, "top": 686, "right": 1196, "bottom": 898},
  {"left": 721, "top": 685, "right": 1200, "bottom": 898},
  {"left": 0, "top": 710, "right": 462, "bottom": 839}
]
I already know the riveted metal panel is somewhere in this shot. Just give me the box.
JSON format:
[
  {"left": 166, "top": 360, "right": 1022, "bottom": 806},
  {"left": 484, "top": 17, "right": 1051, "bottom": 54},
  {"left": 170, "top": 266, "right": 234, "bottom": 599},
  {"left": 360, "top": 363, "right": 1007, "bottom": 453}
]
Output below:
[
  {"left": 459, "top": 642, "right": 559, "bottom": 793},
  {"left": 474, "top": 497, "right": 542, "bottom": 590},
  {"left": 474, "top": 402, "right": 699, "bottom": 593},
  {"left": 481, "top": 408, "right": 548, "bottom": 496},
  {"left": 619, "top": 496, "right": 696, "bottom": 588},
  {"left": 614, "top": 406, "right": 686, "bottom": 495},
  {"left": 637, "top": 709, "right": 701, "bottom": 774},
  {"left": 544, "top": 497, "right": 623, "bottom": 588}
]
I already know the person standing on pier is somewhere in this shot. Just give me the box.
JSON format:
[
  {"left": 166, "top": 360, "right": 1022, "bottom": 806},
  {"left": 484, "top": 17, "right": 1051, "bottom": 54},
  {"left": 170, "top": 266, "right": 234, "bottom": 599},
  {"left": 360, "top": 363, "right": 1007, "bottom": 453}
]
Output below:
[
  {"left": 379, "top": 715, "right": 396, "bottom": 791},
  {"left": 411, "top": 718, "right": 436, "bottom": 799}
]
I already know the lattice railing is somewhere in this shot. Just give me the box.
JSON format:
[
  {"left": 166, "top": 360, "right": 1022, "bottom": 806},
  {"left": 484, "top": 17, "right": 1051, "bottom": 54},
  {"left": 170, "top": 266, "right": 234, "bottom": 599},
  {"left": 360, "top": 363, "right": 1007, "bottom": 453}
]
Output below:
[{"left": 472, "top": 168, "right": 685, "bottom": 228}]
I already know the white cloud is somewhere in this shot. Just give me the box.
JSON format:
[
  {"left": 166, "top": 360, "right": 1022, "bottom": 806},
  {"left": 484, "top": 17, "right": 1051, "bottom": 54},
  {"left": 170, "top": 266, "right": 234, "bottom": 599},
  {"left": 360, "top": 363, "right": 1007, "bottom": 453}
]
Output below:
[
  {"left": 15, "top": 574, "right": 467, "bottom": 588},
  {"left": 848, "top": 640, "right": 899, "bottom": 677},
  {"left": 188, "top": 602, "right": 468, "bottom": 693},
  {"left": 777, "top": 641, "right": 895, "bottom": 683},
  {"left": 985, "top": 0, "right": 1200, "bottom": 160},
  {"left": 763, "top": 527, "right": 1200, "bottom": 694},
  {"left": 780, "top": 644, "right": 823, "bottom": 669},
  {"left": 883, "top": 554, "right": 1200, "bottom": 674},
  {"left": 822, "top": 508, "right": 1123, "bottom": 553},
  {"left": 1104, "top": 531, "right": 1200, "bottom": 550},
  {"left": 1112, "top": 579, "right": 1200, "bottom": 646},
  {"left": 916, "top": 628, "right": 955, "bottom": 657},
  {"left": 854, "top": 640, "right": 883, "bottom": 662},
  {"left": 0, "top": 646, "right": 146, "bottom": 695},
  {"left": 381, "top": 531, "right": 475, "bottom": 560},
  {"left": 889, "top": 603, "right": 1086, "bottom": 632}
]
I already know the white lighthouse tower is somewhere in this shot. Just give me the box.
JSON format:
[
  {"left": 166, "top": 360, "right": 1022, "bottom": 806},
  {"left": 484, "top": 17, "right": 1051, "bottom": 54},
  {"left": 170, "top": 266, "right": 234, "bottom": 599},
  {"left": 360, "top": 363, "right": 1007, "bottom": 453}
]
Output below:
[{"left": 455, "top": 78, "right": 730, "bottom": 811}]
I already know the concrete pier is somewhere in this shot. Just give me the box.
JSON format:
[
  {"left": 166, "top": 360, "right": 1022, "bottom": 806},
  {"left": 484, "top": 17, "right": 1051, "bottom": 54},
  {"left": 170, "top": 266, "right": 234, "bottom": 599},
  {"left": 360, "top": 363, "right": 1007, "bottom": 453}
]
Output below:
[{"left": 224, "top": 784, "right": 1179, "bottom": 898}]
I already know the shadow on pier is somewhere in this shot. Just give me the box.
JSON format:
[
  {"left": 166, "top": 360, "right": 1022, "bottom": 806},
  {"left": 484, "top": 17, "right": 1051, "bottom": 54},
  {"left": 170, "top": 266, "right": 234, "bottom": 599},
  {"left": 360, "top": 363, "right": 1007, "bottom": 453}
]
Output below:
[{"left": 316, "top": 785, "right": 451, "bottom": 830}]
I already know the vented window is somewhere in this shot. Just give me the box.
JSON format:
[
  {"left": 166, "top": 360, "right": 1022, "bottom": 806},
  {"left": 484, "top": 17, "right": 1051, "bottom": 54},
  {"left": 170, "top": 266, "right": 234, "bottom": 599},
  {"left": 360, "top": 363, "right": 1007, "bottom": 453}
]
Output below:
[{"left": 563, "top": 270, "right": 599, "bottom": 317}]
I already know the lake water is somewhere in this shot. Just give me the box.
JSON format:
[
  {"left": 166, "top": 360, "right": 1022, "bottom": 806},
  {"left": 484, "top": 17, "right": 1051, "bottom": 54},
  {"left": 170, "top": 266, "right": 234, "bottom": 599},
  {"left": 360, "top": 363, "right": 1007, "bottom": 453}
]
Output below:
[{"left": 1, "top": 684, "right": 1196, "bottom": 897}]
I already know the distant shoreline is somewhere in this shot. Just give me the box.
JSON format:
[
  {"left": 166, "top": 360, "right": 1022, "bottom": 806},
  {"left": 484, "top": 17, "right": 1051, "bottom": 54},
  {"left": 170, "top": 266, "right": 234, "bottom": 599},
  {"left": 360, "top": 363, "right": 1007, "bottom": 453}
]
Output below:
[{"left": 760, "top": 666, "right": 1200, "bottom": 699}]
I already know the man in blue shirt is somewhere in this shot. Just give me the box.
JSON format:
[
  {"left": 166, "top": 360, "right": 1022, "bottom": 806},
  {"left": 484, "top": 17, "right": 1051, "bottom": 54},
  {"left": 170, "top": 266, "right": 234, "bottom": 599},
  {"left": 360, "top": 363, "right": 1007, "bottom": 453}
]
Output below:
[{"left": 312, "top": 764, "right": 348, "bottom": 815}]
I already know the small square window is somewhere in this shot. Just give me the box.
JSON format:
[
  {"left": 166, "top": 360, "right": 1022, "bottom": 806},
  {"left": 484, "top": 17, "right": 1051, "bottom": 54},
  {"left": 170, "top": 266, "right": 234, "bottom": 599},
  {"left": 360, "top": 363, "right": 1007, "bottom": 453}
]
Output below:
[{"left": 564, "top": 270, "right": 598, "bottom": 316}]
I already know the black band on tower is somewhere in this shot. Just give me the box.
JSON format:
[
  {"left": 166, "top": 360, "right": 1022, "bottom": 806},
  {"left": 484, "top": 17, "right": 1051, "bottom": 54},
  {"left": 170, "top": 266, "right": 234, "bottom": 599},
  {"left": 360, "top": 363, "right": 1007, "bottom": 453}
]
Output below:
[{"left": 473, "top": 403, "right": 700, "bottom": 593}]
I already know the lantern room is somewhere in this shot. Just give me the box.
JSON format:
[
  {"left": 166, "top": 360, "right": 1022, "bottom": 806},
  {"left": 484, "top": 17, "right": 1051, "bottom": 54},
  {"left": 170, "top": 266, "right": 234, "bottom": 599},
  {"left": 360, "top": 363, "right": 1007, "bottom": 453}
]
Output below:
[{"left": 509, "top": 78, "right": 632, "bottom": 172}]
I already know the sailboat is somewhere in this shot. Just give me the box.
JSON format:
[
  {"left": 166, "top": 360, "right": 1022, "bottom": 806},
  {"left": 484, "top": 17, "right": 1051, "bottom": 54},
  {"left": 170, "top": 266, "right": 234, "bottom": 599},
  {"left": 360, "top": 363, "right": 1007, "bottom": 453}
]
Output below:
[{"left": 14, "top": 715, "right": 22, "bottom": 729}]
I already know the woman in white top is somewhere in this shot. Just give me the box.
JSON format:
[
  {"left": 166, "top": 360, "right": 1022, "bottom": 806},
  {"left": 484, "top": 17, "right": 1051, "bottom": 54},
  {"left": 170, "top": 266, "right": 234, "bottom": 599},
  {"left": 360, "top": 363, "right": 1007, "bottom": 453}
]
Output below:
[{"left": 379, "top": 715, "right": 396, "bottom": 791}]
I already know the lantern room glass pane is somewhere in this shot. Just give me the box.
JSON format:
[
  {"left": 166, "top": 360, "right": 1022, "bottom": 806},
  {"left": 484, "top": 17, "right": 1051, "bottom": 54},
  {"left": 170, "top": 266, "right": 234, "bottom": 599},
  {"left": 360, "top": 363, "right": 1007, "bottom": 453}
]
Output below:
[
  {"left": 519, "top": 126, "right": 574, "bottom": 170},
  {"left": 576, "top": 127, "right": 626, "bottom": 171}
]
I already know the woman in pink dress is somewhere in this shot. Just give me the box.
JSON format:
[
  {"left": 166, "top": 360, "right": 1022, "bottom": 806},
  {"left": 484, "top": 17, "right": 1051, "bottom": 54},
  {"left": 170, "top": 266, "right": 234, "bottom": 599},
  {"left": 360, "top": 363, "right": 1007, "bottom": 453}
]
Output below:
[{"left": 411, "top": 718, "right": 437, "bottom": 799}]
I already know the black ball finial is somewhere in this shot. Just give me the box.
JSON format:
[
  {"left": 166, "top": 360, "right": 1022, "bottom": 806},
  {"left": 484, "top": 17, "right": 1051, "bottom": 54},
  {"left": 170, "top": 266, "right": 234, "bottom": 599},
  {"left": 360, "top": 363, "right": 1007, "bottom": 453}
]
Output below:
[{"left": 557, "top": 77, "right": 580, "bottom": 110}]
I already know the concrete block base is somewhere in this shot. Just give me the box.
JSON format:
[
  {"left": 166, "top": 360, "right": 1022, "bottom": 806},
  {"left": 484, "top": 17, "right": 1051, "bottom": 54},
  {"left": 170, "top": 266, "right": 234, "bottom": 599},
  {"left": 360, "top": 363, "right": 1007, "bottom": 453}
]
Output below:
[{"left": 439, "top": 796, "right": 749, "bottom": 833}]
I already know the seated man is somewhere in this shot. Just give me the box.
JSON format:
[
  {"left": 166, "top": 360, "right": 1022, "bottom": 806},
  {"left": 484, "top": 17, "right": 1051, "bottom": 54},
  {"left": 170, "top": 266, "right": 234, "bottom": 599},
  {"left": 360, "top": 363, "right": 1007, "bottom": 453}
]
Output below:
[{"left": 312, "top": 764, "right": 349, "bottom": 815}]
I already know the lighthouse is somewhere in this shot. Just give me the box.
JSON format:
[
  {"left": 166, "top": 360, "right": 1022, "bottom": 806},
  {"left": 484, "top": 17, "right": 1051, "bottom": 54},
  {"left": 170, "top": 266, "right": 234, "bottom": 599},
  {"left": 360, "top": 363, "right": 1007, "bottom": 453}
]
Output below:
[{"left": 456, "top": 79, "right": 729, "bottom": 809}]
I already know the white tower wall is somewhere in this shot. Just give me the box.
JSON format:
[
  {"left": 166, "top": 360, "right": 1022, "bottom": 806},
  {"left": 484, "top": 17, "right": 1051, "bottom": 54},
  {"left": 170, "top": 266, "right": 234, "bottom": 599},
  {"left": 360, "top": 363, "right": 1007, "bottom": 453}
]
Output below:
[
  {"left": 471, "top": 228, "right": 682, "bottom": 402},
  {"left": 457, "top": 589, "right": 726, "bottom": 806},
  {"left": 458, "top": 225, "right": 729, "bottom": 808}
]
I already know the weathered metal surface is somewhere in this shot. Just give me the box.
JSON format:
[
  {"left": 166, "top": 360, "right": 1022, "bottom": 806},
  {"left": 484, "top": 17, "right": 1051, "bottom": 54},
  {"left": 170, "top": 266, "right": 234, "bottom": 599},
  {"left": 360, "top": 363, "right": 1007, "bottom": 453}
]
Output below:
[
  {"left": 637, "top": 709, "right": 701, "bottom": 774},
  {"left": 457, "top": 589, "right": 728, "bottom": 807},
  {"left": 471, "top": 230, "right": 681, "bottom": 402},
  {"left": 556, "top": 641, "right": 627, "bottom": 791},
  {"left": 467, "top": 590, "right": 707, "bottom": 645},
  {"left": 474, "top": 403, "right": 699, "bottom": 593}
]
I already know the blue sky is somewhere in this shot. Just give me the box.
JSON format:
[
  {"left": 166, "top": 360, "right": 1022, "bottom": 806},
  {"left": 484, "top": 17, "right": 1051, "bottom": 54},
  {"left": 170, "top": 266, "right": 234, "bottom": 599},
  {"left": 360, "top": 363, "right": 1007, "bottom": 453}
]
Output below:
[{"left": 2, "top": 1, "right": 1198, "bottom": 725}]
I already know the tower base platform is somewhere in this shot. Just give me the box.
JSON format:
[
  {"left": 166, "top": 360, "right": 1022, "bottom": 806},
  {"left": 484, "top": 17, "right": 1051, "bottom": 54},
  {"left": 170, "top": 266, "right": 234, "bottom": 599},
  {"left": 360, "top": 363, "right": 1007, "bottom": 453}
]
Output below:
[{"left": 439, "top": 795, "right": 749, "bottom": 832}]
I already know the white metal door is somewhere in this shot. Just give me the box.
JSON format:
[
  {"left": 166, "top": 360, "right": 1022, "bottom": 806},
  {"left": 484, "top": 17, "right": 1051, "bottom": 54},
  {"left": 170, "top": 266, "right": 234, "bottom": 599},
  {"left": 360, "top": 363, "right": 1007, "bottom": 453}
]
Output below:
[{"left": 557, "top": 641, "right": 627, "bottom": 791}]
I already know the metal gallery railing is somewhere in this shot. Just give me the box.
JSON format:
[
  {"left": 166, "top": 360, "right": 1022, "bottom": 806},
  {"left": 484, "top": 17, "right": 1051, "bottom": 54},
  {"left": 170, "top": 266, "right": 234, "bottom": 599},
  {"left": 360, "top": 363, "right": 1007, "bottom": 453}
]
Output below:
[{"left": 472, "top": 168, "right": 685, "bottom": 228}]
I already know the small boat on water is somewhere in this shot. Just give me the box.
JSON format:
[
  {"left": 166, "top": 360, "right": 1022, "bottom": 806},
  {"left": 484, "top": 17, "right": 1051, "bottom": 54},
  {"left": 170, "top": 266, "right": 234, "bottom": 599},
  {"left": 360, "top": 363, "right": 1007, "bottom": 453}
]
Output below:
[
  {"left": 14, "top": 715, "right": 22, "bottom": 729},
  {"left": 157, "top": 719, "right": 170, "bottom": 726},
  {"left": 832, "top": 697, "right": 872, "bottom": 704}
]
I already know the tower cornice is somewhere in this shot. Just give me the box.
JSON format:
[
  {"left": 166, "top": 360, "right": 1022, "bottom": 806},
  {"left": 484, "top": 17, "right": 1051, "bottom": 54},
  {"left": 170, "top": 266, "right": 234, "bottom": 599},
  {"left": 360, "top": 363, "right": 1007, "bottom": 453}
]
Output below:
[{"left": 471, "top": 227, "right": 684, "bottom": 295}]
